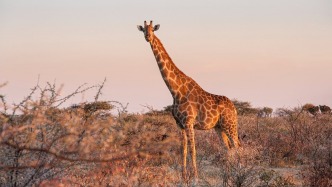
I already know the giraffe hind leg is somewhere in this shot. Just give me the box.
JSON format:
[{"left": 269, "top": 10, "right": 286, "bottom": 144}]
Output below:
[
  {"left": 227, "top": 120, "right": 241, "bottom": 148},
  {"left": 214, "top": 127, "right": 231, "bottom": 149},
  {"left": 215, "top": 120, "right": 240, "bottom": 149},
  {"left": 227, "top": 126, "right": 241, "bottom": 148},
  {"left": 223, "top": 129, "right": 236, "bottom": 149},
  {"left": 223, "top": 130, "right": 237, "bottom": 148}
]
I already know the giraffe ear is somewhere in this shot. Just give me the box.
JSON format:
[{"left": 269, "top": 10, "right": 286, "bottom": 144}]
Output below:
[
  {"left": 137, "top": 25, "right": 144, "bottom": 31},
  {"left": 153, "top": 24, "right": 160, "bottom": 31}
]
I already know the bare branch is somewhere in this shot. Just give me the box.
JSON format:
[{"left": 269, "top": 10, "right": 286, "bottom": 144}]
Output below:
[
  {"left": 1, "top": 141, "right": 159, "bottom": 165},
  {"left": 55, "top": 83, "right": 99, "bottom": 107},
  {"left": 94, "top": 78, "right": 107, "bottom": 102},
  {"left": 110, "top": 100, "right": 128, "bottom": 116},
  {"left": 0, "top": 81, "right": 8, "bottom": 89},
  {"left": 11, "top": 83, "right": 39, "bottom": 116},
  {"left": 0, "top": 94, "right": 8, "bottom": 114}
]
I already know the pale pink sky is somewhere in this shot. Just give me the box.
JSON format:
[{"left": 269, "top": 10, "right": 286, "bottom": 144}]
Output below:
[{"left": 1, "top": 0, "right": 331, "bottom": 112}]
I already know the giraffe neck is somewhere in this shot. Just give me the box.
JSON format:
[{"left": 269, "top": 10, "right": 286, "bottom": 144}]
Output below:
[{"left": 149, "top": 35, "right": 187, "bottom": 99}]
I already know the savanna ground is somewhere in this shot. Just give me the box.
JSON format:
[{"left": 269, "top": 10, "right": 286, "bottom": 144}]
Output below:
[{"left": 0, "top": 81, "right": 331, "bottom": 187}]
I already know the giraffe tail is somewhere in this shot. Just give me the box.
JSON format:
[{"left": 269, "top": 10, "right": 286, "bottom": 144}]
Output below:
[
  {"left": 232, "top": 133, "right": 241, "bottom": 148},
  {"left": 237, "top": 138, "right": 242, "bottom": 147}
]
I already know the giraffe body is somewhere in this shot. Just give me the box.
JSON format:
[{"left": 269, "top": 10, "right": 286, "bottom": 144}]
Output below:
[{"left": 138, "top": 21, "right": 240, "bottom": 182}]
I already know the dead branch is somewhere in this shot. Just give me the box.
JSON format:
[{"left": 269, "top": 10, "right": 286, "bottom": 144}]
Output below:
[
  {"left": 0, "top": 81, "right": 8, "bottom": 88},
  {"left": 1, "top": 141, "right": 161, "bottom": 167},
  {"left": 11, "top": 83, "right": 39, "bottom": 117},
  {"left": 94, "top": 78, "right": 107, "bottom": 102},
  {"left": 55, "top": 83, "right": 99, "bottom": 107}
]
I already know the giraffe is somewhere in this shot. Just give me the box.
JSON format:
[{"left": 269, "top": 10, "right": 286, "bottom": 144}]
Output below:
[{"left": 137, "top": 21, "right": 240, "bottom": 182}]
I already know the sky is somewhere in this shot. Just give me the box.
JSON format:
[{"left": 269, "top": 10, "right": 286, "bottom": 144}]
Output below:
[{"left": 1, "top": 0, "right": 331, "bottom": 113}]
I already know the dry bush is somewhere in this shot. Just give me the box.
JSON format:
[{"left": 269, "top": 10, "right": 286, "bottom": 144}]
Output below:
[
  {"left": 258, "top": 169, "right": 296, "bottom": 187},
  {"left": 217, "top": 148, "right": 261, "bottom": 187},
  {"left": 237, "top": 107, "right": 331, "bottom": 186},
  {"left": 301, "top": 122, "right": 332, "bottom": 187},
  {"left": 56, "top": 113, "right": 182, "bottom": 186},
  {"left": 194, "top": 141, "right": 262, "bottom": 187},
  {"left": 0, "top": 81, "right": 181, "bottom": 186},
  {"left": 301, "top": 146, "right": 332, "bottom": 187}
]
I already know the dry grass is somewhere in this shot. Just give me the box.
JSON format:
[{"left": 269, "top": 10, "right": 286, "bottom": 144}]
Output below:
[{"left": 0, "top": 82, "right": 331, "bottom": 186}]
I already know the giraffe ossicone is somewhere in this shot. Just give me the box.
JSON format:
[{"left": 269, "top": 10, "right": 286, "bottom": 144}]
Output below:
[{"left": 137, "top": 20, "right": 241, "bottom": 183}]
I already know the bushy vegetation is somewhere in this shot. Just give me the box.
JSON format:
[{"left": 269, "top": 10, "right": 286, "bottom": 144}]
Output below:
[{"left": 0, "top": 82, "right": 331, "bottom": 186}]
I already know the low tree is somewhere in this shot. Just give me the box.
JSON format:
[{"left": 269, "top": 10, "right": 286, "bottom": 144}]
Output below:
[
  {"left": 258, "top": 107, "right": 273, "bottom": 117},
  {"left": 319, "top": 105, "right": 331, "bottom": 114},
  {"left": 302, "top": 103, "right": 320, "bottom": 116},
  {"left": 232, "top": 99, "right": 259, "bottom": 116}
]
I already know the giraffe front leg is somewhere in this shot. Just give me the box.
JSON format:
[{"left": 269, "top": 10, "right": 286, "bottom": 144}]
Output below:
[
  {"left": 185, "top": 119, "right": 198, "bottom": 182},
  {"left": 181, "top": 128, "right": 188, "bottom": 183}
]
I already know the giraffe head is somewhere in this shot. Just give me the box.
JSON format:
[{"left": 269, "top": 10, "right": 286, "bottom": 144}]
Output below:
[{"left": 137, "top": 21, "right": 160, "bottom": 42}]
